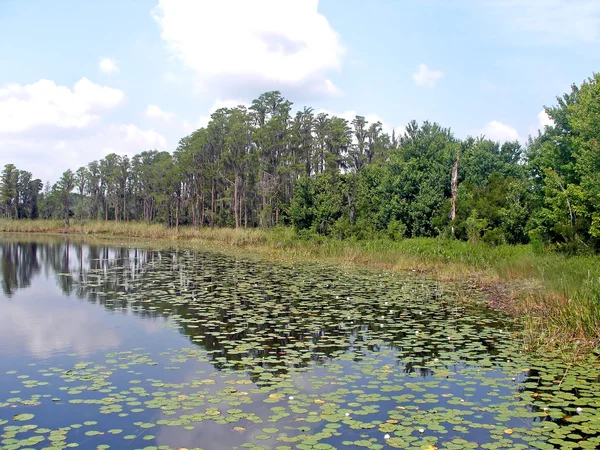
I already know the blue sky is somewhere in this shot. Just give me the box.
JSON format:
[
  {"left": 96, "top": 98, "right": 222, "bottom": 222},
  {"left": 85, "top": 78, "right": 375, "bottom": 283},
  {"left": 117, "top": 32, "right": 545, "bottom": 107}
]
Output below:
[{"left": 1, "top": 0, "right": 599, "bottom": 183}]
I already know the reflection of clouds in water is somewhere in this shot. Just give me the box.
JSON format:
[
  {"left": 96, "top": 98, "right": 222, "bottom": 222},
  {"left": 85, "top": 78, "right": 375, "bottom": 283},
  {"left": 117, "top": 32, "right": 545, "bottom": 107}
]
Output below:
[
  {"left": 153, "top": 361, "right": 294, "bottom": 450},
  {"left": 141, "top": 318, "right": 167, "bottom": 335},
  {"left": 0, "top": 300, "right": 121, "bottom": 359},
  {"left": 149, "top": 359, "right": 330, "bottom": 450}
]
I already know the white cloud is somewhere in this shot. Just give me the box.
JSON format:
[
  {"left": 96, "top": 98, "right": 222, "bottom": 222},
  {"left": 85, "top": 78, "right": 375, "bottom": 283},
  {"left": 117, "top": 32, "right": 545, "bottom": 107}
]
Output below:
[
  {"left": 316, "top": 108, "right": 396, "bottom": 135},
  {"left": 477, "top": 120, "right": 520, "bottom": 143},
  {"left": 153, "top": 0, "right": 344, "bottom": 96},
  {"left": 182, "top": 120, "right": 194, "bottom": 134},
  {"left": 196, "top": 98, "right": 250, "bottom": 129},
  {"left": 99, "top": 57, "right": 119, "bottom": 74},
  {"left": 538, "top": 110, "right": 554, "bottom": 128},
  {"left": 0, "top": 124, "right": 167, "bottom": 183},
  {"left": 412, "top": 64, "right": 444, "bottom": 88},
  {"left": 115, "top": 124, "right": 168, "bottom": 151},
  {"left": 146, "top": 104, "right": 175, "bottom": 121},
  {"left": 0, "top": 78, "right": 124, "bottom": 133},
  {"left": 0, "top": 297, "right": 121, "bottom": 359},
  {"left": 164, "top": 71, "right": 181, "bottom": 84},
  {"left": 477, "top": 0, "right": 600, "bottom": 44}
]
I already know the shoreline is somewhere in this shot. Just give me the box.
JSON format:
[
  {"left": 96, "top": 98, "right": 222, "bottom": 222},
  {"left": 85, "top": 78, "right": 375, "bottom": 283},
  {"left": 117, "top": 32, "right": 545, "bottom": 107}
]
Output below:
[{"left": 1, "top": 219, "right": 599, "bottom": 358}]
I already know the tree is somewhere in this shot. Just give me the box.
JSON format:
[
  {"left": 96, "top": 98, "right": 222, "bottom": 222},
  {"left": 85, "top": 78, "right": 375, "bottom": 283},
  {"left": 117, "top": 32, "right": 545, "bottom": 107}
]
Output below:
[
  {"left": 57, "top": 170, "right": 75, "bottom": 226},
  {"left": 1, "top": 164, "right": 18, "bottom": 219},
  {"left": 527, "top": 73, "right": 600, "bottom": 250},
  {"left": 75, "top": 167, "right": 88, "bottom": 220}
]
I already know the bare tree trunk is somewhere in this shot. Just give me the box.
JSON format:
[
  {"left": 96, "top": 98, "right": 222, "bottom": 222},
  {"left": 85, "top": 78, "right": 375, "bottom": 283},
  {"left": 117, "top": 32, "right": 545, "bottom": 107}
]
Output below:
[
  {"left": 175, "top": 197, "right": 179, "bottom": 233},
  {"left": 558, "top": 181, "right": 574, "bottom": 228},
  {"left": 210, "top": 178, "right": 215, "bottom": 230},
  {"left": 200, "top": 183, "right": 205, "bottom": 228},
  {"left": 234, "top": 174, "right": 239, "bottom": 229},
  {"left": 64, "top": 197, "right": 70, "bottom": 227},
  {"left": 243, "top": 188, "right": 247, "bottom": 229},
  {"left": 450, "top": 151, "right": 459, "bottom": 237}
]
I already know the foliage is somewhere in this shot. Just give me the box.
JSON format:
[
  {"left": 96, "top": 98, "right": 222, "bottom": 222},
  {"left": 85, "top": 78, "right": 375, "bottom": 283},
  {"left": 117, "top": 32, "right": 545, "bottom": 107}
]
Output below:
[{"left": 2, "top": 74, "right": 600, "bottom": 253}]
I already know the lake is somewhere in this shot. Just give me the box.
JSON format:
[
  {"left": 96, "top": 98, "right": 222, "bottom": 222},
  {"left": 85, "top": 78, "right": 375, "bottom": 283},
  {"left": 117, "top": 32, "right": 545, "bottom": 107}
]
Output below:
[{"left": 1, "top": 235, "right": 599, "bottom": 450}]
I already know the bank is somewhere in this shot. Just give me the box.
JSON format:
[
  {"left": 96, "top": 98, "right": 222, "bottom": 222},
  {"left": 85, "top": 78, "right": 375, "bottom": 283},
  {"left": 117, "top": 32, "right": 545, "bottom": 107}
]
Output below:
[{"left": 1, "top": 218, "right": 599, "bottom": 358}]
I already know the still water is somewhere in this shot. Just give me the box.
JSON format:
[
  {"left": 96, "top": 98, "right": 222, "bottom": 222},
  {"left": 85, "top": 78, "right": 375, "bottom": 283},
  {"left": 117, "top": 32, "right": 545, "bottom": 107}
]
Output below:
[{"left": 1, "top": 235, "right": 599, "bottom": 450}]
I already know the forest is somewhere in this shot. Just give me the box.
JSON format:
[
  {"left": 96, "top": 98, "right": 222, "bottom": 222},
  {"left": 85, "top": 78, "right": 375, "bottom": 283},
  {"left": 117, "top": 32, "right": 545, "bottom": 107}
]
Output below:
[{"left": 2, "top": 73, "right": 600, "bottom": 253}]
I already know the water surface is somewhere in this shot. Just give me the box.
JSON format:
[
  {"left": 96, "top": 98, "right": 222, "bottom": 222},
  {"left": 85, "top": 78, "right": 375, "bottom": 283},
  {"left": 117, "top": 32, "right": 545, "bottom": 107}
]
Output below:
[{"left": 1, "top": 235, "right": 599, "bottom": 449}]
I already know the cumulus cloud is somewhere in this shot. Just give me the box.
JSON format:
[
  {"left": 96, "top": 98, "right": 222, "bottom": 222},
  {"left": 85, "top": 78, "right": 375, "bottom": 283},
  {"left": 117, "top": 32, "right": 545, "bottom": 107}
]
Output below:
[
  {"left": 99, "top": 57, "right": 119, "bottom": 74},
  {"left": 195, "top": 98, "right": 250, "bottom": 129},
  {"left": 479, "top": 0, "right": 600, "bottom": 44},
  {"left": 316, "top": 108, "right": 397, "bottom": 135},
  {"left": 114, "top": 124, "right": 168, "bottom": 151},
  {"left": 152, "top": 0, "right": 344, "bottom": 97},
  {"left": 146, "top": 104, "right": 175, "bottom": 121},
  {"left": 538, "top": 109, "right": 554, "bottom": 128},
  {"left": 477, "top": 120, "right": 520, "bottom": 143},
  {"left": 0, "top": 298, "right": 122, "bottom": 358},
  {"left": 0, "top": 78, "right": 124, "bottom": 133},
  {"left": 0, "top": 124, "right": 167, "bottom": 183},
  {"left": 412, "top": 64, "right": 444, "bottom": 88},
  {"left": 0, "top": 75, "right": 172, "bottom": 182}
]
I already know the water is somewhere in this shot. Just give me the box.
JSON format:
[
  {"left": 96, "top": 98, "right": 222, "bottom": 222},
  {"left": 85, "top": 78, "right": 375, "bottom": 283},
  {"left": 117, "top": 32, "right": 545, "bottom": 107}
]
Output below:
[{"left": 1, "top": 235, "right": 599, "bottom": 449}]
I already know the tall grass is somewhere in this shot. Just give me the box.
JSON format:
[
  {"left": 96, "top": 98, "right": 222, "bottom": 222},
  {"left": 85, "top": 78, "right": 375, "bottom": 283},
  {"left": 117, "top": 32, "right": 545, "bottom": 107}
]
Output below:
[{"left": 2, "top": 219, "right": 599, "bottom": 354}]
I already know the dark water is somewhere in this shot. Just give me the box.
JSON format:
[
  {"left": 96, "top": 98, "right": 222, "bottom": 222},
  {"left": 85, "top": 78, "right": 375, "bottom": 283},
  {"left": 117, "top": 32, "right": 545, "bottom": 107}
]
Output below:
[{"left": 1, "top": 235, "right": 599, "bottom": 450}]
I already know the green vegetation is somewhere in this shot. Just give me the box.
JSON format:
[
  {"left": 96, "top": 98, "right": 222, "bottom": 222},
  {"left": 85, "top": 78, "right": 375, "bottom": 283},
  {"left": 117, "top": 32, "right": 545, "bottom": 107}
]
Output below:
[
  {"left": 2, "top": 219, "right": 600, "bottom": 354},
  {"left": 1, "top": 74, "right": 600, "bottom": 250},
  {"left": 2, "top": 73, "right": 600, "bottom": 352},
  {"left": 2, "top": 240, "right": 600, "bottom": 449}
]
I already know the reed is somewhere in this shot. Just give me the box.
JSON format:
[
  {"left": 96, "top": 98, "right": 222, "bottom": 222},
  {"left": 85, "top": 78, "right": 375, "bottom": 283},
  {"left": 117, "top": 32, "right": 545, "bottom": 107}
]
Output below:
[{"left": 2, "top": 219, "right": 599, "bottom": 354}]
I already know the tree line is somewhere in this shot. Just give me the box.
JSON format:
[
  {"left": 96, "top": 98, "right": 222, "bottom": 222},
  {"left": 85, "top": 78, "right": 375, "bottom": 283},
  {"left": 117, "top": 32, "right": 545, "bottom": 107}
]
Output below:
[{"left": 2, "top": 74, "right": 600, "bottom": 252}]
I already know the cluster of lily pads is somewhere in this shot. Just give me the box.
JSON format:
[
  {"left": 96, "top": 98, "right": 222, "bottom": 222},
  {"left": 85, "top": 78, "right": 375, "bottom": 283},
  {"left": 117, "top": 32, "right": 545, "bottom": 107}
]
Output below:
[{"left": 1, "top": 246, "right": 600, "bottom": 449}]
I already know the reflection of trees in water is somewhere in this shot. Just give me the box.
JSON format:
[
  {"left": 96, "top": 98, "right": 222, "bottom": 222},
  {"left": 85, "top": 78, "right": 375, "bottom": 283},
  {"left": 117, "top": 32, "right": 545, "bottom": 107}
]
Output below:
[
  {"left": 0, "top": 241, "right": 42, "bottom": 296},
  {"left": 0, "top": 239, "right": 156, "bottom": 314},
  {"left": 118, "top": 254, "right": 515, "bottom": 383},
  {"left": 1, "top": 239, "right": 513, "bottom": 383}
]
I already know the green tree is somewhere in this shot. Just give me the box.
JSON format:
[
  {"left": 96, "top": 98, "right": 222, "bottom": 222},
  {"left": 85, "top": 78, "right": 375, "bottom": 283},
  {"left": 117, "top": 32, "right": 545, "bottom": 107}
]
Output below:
[
  {"left": 1, "top": 164, "right": 18, "bottom": 219},
  {"left": 57, "top": 169, "right": 75, "bottom": 226}
]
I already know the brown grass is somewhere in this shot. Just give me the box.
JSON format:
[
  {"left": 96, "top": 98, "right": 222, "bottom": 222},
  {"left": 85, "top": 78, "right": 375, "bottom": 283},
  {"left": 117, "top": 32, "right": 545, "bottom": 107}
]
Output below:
[{"left": 2, "top": 219, "right": 599, "bottom": 357}]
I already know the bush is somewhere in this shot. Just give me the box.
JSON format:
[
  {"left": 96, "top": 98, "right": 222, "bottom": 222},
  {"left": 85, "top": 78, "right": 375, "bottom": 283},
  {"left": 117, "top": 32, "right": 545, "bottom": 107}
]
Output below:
[
  {"left": 482, "top": 228, "right": 506, "bottom": 246},
  {"left": 387, "top": 219, "right": 407, "bottom": 241}
]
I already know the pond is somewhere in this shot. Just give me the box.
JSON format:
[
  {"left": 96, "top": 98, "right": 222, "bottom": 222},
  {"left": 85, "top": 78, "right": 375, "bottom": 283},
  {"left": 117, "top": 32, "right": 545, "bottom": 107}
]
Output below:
[{"left": 0, "top": 235, "right": 599, "bottom": 450}]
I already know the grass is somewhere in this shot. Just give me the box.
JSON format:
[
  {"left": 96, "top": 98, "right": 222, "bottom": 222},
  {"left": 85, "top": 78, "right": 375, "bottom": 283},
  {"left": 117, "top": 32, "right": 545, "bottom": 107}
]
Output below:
[{"left": 2, "top": 218, "right": 599, "bottom": 356}]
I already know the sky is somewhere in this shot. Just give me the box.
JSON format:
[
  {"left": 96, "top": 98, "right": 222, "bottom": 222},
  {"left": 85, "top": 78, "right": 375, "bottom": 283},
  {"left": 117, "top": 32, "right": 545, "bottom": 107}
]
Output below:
[{"left": 1, "top": 0, "right": 599, "bottom": 183}]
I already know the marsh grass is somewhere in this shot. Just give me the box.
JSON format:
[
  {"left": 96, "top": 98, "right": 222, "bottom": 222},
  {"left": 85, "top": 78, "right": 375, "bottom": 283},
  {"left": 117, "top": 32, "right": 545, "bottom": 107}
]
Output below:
[{"left": 2, "top": 219, "right": 599, "bottom": 354}]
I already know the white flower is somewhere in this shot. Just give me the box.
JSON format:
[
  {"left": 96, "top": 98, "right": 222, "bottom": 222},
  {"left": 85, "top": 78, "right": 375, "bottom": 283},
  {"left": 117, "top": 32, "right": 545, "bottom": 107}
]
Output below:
[
  {"left": 345, "top": 412, "right": 350, "bottom": 416},
  {"left": 576, "top": 407, "right": 583, "bottom": 414},
  {"left": 288, "top": 396, "right": 294, "bottom": 400},
  {"left": 384, "top": 433, "right": 390, "bottom": 440},
  {"left": 418, "top": 428, "right": 424, "bottom": 434}
]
